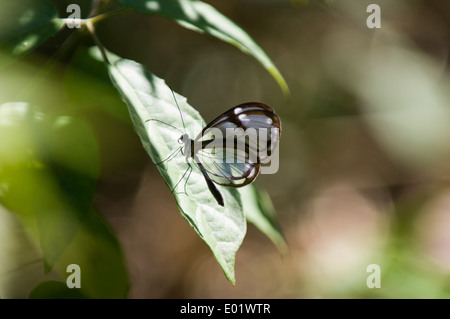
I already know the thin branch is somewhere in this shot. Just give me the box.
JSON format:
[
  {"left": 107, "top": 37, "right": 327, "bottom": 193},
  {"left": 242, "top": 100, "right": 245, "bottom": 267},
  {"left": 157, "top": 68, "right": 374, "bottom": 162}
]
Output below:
[
  {"left": 90, "top": 8, "right": 133, "bottom": 24},
  {"left": 84, "top": 19, "right": 110, "bottom": 64}
]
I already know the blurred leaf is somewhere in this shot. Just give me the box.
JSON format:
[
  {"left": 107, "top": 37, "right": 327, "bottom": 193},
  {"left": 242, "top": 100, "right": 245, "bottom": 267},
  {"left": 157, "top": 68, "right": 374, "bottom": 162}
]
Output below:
[
  {"left": 98, "top": 48, "right": 249, "bottom": 284},
  {"left": 0, "top": 204, "right": 44, "bottom": 298},
  {"left": 357, "top": 47, "right": 450, "bottom": 169},
  {"left": 0, "top": 101, "right": 128, "bottom": 298},
  {"left": 0, "top": 102, "right": 101, "bottom": 272},
  {"left": 29, "top": 280, "right": 88, "bottom": 299},
  {"left": 0, "top": 102, "right": 45, "bottom": 166},
  {"left": 0, "top": 0, "right": 64, "bottom": 65},
  {"left": 117, "top": 0, "right": 290, "bottom": 98},
  {"left": 241, "top": 185, "right": 287, "bottom": 254},
  {"left": 64, "top": 48, "right": 132, "bottom": 123},
  {"left": 323, "top": 30, "right": 450, "bottom": 171},
  {"left": 55, "top": 208, "right": 129, "bottom": 298},
  {"left": 47, "top": 116, "right": 100, "bottom": 210}
]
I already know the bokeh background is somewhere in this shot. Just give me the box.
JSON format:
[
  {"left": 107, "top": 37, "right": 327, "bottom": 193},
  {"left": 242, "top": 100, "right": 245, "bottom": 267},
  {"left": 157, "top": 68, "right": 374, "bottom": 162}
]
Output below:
[{"left": 3, "top": 0, "right": 450, "bottom": 298}]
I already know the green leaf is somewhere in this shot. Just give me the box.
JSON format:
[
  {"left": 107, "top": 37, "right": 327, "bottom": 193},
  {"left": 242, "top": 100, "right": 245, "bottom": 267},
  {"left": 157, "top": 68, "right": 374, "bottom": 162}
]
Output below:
[
  {"left": 117, "top": 0, "right": 290, "bottom": 98},
  {"left": 241, "top": 185, "right": 287, "bottom": 254},
  {"left": 100, "top": 48, "right": 247, "bottom": 284},
  {"left": 0, "top": 0, "right": 63, "bottom": 64},
  {"left": 64, "top": 48, "right": 132, "bottom": 123},
  {"left": 0, "top": 203, "right": 43, "bottom": 298},
  {"left": 29, "top": 280, "right": 88, "bottom": 299},
  {"left": 0, "top": 102, "right": 128, "bottom": 298},
  {"left": 0, "top": 102, "right": 78, "bottom": 270},
  {"left": 55, "top": 208, "right": 129, "bottom": 298},
  {"left": 0, "top": 102, "right": 100, "bottom": 272}
]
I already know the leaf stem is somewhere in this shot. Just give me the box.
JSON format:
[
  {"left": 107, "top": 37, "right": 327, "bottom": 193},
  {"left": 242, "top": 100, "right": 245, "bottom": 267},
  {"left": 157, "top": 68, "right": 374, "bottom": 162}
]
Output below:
[
  {"left": 60, "top": 8, "right": 131, "bottom": 27},
  {"left": 84, "top": 19, "right": 110, "bottom": 65},
  {"left": 89, "top": 8, "right": 132, "bottom": 24},
  {"left": 59, "top": 7, "right": 132, "bottom": 65}
]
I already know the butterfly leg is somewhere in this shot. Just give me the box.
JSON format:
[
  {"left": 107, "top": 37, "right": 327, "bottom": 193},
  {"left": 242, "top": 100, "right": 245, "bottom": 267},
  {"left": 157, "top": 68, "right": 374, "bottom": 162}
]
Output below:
[
  {"left": 182, "top": 163, "right": 193, "bottom": 195},
  {"left": 156, "top": 146, "right": 183, "bottom": 166},
  {"left": 171, "top": 164, "right": 192, "bottom": 196}
]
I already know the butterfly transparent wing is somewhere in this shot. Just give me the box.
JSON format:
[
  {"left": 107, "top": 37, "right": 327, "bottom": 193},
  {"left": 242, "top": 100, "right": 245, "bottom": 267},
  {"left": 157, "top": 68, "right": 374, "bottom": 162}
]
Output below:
[
  {"left": 195, "top": 143, "right": 260, "bottom": 186},
  {"left": 192, "top": 102, "right": 281, "bottom": 187}
]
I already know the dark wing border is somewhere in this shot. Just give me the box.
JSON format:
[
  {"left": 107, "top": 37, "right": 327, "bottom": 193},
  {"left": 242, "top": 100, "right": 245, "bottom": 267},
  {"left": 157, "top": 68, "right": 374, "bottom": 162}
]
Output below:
[
  {"left": 195, "top": 102, "right": 281, "bottom": 141},
  {"left": 192, "top": 102, "right": 280, "bottom": 187}
]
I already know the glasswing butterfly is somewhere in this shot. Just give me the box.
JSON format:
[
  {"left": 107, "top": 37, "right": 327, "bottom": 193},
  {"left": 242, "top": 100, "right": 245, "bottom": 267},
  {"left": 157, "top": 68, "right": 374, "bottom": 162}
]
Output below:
[{"left": 147, "top": 91, "right": 281, "bottom": 207}]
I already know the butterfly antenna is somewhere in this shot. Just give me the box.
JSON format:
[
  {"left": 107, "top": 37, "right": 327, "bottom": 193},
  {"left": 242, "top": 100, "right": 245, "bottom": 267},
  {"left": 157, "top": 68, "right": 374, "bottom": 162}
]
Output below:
[
  {"left": 145, "top": 119, "right": 184, "bottom": 135},
  {"left": 170, "top": 88, "right": 187, "bottom": 135}
]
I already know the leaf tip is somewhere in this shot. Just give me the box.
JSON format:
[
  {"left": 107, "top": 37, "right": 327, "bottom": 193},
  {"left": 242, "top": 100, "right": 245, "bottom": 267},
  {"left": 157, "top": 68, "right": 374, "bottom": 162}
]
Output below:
[{"left": 269, "top": 67, "right": 291, "bottom": 102}]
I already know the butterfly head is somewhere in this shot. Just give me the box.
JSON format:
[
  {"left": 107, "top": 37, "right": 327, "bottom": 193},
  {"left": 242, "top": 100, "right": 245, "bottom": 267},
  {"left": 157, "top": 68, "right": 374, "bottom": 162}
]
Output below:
[
  {"left": 178, "top": 134, "right": 190, "bottom": 144},
  {"left": 178, "top": 134, "right": 193, "bottom": 161}
]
